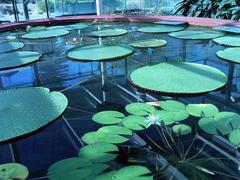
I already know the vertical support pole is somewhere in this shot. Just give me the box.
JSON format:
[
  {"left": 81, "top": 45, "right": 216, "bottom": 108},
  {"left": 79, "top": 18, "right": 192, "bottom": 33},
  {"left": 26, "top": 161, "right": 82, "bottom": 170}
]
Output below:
[
  {"left": 226, "top": 62, "right": 234, "bottom": 101},
  {"left": 45, "top": 0, "right": 50, "bottom": 18},
  {"left": 96, "top": 0, "right": 103, "bottom": 15}
]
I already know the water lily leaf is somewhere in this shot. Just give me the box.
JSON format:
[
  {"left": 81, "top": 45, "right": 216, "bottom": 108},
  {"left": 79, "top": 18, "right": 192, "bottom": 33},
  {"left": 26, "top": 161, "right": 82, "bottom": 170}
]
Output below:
[
  {"left": 125, "top": 103, "right": 155, "bottom": 116},
  {"left": 198, "top": 112, "right": 240, "bottom": 135},
  {"left": 92, "top": 111, "right": 124, "bottom": 125},
  {"left": 21, "top": 30, "right": 69, "bottom": 39},
  {"left": 0, "top": 87, "right": 68, "bottom": 142},
  {"left": 48, "top": 157, "right": 109, "bottom": 180},
  {"left": 0, "top": 163, "right": 29, "bottom": 180},
  {"left": 0, "top": 42, "right": 24, "bottom": 54},
  {"left": 122, "top": 115, "right": 148, "bottom": 130},
  {"left": 0, "top": 51, "right": 42, "bottom": 70},
  {"left": 67, "top": 45, "right": 133, "bottom": 62},
  {"left": 129, "top": 62, "right": 227, "bottom": 95},
  {"left": 129, "top": 39, "right": 167, "bottom": 49},
  {"left": 228, "top": 129, "right": 240, "bottom": 147},
  {"left": 95, "top": 165, "right": 152, "bottom": 180},
  {"left": 213, "top": 26, "right": 240, "bottom": 34},
  {"left": 171, "top": 110, "right": 189, "bottom": 122},
  {"left": 81, "top": 131, "right": 129, "bottom": 144},
  {"left": 154, "top": 21, "right": 188, "bottom": 26},
  {"left": 0, "top": 35, "right": 16, "bottom": 43},
  {"left": 98, "top": 125, "right": 132, "bottom": 136},
  {"left": 148, "top": 110, "right": 175, "bottom": 126},
  {"left": 88, "top": 29, "right": 128, "bottom": 37},
  {"left": 159, "top": 100, "right": 186, "bottom": 111},
  {"left": 137, "top": 25, "right": 185, "bottom": 34},
  {"left": 47, "top": 23, "right": 88, "bottom": 31},
  {"left": 216, "top": 48, "right": 240, "bottom": 64},
  {"left": 186, "top": 104, "right": 219, "bottom": 117},
  {"left": 78, "top": 142, "right": 119, "bottom": 163},
  {"left": 169, "top": 30, "right": 224, "bottom": 40},
  {"left": 173, "top": 124, "right": 192, "bottom": 135},
  {"left": 213, "top": 36, "right": 240, "bottom": 47}
]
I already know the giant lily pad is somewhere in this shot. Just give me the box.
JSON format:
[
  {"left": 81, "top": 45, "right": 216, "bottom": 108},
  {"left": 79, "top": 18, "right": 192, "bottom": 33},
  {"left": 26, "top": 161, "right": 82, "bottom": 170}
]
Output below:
[
  {"left": 122, "top": 115, "right": 149, "bottom": 130},
  {"left": 0, "top": 163, "right": 29, "bottom": 180},
  {"left": 214, "top": 26, "right": 240, "bottom": 34},
  {"left": 216, "top": 48, "right": 240, "bottom": 64},
  {"left": 48, "top": 157, "right": 109, "bottom": 180},
  {"left": 67, "top": 45, "right": 133, "bottom": 62},
  {"left": 21, "top": 30, "right": 69, "bottom": 39},
  {"left": 0, "top": 51, "right": 42, "bottom": 70},
  {"left": 78, "top": 142, "right": 119, "bottom": 163},
  {"left": 154, "top": 21, "right": 188, "bottom": 26},
  {"left": 129, "top": 62, "right": 227, "bottom": 95},
  {"left": 172, "top": 124, "right": 192, "bottom": 135},
  {"left": 0, "top": 42, "right": 24, "bottom": 54},
  {"left": 88, "top": 29, "right": 128, "bottom": 37},
  {"left": 159, "top": 100, "right": 186, "bottom": 111},
  {"left": 228, "top": 129, "right": 240, "bottom": 147},
  {"left": 129, "top": 39, "right": 167, "bottom": 49},
  {"left": 47, "top": 23, "right": 89, "bottom": 31},
  {"left": 186, "top": 104, "right": 219, "bottom": 117},
  {"left": 92, "top": 111, "right": 124, "bottom": 125},
  {"left": 0, "top": 35, "right": 16, "bottom": 43},
  {"left": 169, "top": 30, "right": 224, "bottom": 40},
  {"left": 0, "top": 87, "right": 68, "bottom": 142},
  {"left": 213, "top": 36, "right": 240, "bottom": 47},
  {"left": 137, "top": 25, "right": 185, "bottom": 34},
  {"left": 125, "top": 103, "right": 155, "bottom": 116},
  {"left": 198, "top": 112, "right": 240, "bottom": 135},
  {"left": 94, "top": 165, "right": 152, "bottom": 180}
]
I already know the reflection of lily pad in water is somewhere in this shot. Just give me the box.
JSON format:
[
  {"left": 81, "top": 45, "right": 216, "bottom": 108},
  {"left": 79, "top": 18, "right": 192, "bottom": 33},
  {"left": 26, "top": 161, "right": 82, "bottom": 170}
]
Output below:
[
  {"left": 125, "top": 102, "right": 155, "bottom": 116},
  {"left": 94, "top": 165, "right": 153, "bottom": 180},
  {"left": 88, "top": 29, "right": 128, "bottom": 37},
  {"left": 173, "top": 124, "right": 192, "bottom": 135},
  {"left": 129, "top": 39, "right": 167, "bottom": 49},
  {"left": 78, "top": 142, "right": 119, "bottom": 163},
  {"left": 67, "top": 45, "right": 133, "bottom": 61},
  {"left": 228, "top": 129, "right": 240, "bottom": 147},
  {"left": 21, "top": 30, "right": 69, "bottom": 39},
  {"left": 129, "top": 62, "right": 227, "bottom": 95},
  {"left": 0, "top": 163, "right": 29, "bottom": 180},
  {"left": 0, "top": 87, "right": 68, "bottom": 142},
  {"left": 137, "top": 25, "right": 185, "bottom": 33},
  {"left": 0, "top": 51, "right": 42, "bottom": 70},
  {"left": 0, "top": 42, "right": 24, "bottom": 54},
  {"left": 92, "top": 111, "right": 124, "bottom": 124},
  {"left": 48, "top": 157, "right": 109, "bottom": 180},
  {"left": 186, "top": 104, "right": 219, "bottom": 117},
  {"left": 213, "top": 36, "right": 240, "bottom": 47},
  {"left": 169, "top": 30, "right": 224, "bottom": 40},
  {"left": 216, "top": 48, "right": 240, "bottom": 64},
  {"left": 0, "top": 35, "right": 16, "bottom": 43},
  {"left": 198, "top": 112, "right": 240, "bottom": 135}
]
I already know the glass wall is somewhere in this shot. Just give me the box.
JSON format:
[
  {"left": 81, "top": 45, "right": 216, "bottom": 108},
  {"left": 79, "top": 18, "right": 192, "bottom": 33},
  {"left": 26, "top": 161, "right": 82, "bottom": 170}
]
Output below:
[{"left": 0, "top": 0, "right": 16, "bottom": 22}]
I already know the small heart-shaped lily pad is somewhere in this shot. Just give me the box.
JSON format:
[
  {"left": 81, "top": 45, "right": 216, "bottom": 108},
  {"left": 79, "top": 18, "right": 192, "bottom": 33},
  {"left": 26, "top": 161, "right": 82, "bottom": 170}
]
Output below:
[
  {"left": 172, "top": 124, "right": 192, "bottom": 135},
  {"left": 186, "top": 104, "right": 219, "bottom": 117},
  {"left": 0, "top": 163, "right": 29, "bottom": 180},
  {"left": 125, "top": 103, "right": 155, "bottom": 116},
  {"left": 229, "top": 129, "right": 240, "bottom": 147},
  {"left": 92, "top": 111, "right": 124, "bottom": 125},
  {"left": 122, "top": 115, "right": 149, "bottom": 130}
]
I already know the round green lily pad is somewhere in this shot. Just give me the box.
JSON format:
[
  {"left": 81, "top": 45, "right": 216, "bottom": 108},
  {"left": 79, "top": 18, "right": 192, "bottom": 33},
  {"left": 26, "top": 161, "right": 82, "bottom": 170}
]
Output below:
[
  {"left": 129, "top": 39, "right": 167, "bottom": 49},
  {"left": 0, "top": 163, "right": 29, "bottom": 180},
  {"left": 125, "top": 103, "right": 155, "bottom": 116},
  {"left": 129, "top": 62, "right": 227, "bottom": 95},
  {"left": 98, "top": 125, "right": 132, "bottom": 136},
  {"left": 94, "top": 165, "right": 152, "bottom": 180},
  {"left": 155, "top": 21, "right": 188, "bottom": 26},
  {"left": 172, "top": 124, "right": 192, "bottom": 135},
  {"left": 137, "top": 25, "right": 185, "bottom": 34},
  {"left": 92, "top": 111, "right": 124, "bottom": 125},
  {"left": 48, "top": 157, "right": 109, "bottom": 180},
  {"left": 171, "top": 110, "right": 189, "bottom": 122},
  {"left": 0, "top": 87, "right": 68, "bottom": 142},
  {"left": 0, "top": 51, "right": 42, "bottom": 70},
  {"left": 88, "top": 29, "right": 128, "bottom": 37},
  {"left": 122, "top": 115, "right": 148, "bottom": 130},
  {"left": 21, "top": 30, "right": 69, "bottom": 39},
  {"left": 0, "top": 42, "right": 24, "bottom": 54},
  {"left": 160, "top": 100, "right": 186, "bottom": 111},
  {"left": 67, "top": 45, "right": 133, "bottom": 62},
  {"left": 213, "top": 36, "right": 240, "bottom": 47},
  {"left": 186, "top": 104, "right": 219, "bottom": 117},
  {"left": 216, "top": 48, "right": 240, "bottom": 64},
  {"left": 78, "top": 142, "right": 119, "bottom": 163},
  {"left": 169, "top": 30, "right": 224, "bottom": 40},
  {"left": 198, "top": 112, "right": 240, "bottom": 135},
  {"left": 82, "top": 131, "right": 129, "bottom": 144},
  {"left": 0, "top": 35, "right": 16, "bottom": 43},
  {"left": 47, "top": 23, "right": 89, "bottom": 31},
  {"left": 214, "top": 26, "right": 240, "bottom": 34},
  {"left": 229, "top": 129, "right": 240, "bottom": 147},
  {"left": 148, "top": 110, "right": 175, "bottom": 126}
]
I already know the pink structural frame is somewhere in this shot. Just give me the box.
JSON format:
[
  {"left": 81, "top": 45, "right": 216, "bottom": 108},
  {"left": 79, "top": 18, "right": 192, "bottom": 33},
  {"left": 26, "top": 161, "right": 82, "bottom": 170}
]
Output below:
[{"left": 0, "top": 15, "right": 240, "bottom": 32}]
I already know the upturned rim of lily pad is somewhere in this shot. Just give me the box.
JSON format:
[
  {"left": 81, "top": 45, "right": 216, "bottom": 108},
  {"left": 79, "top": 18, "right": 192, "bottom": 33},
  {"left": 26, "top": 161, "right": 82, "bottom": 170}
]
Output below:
[
  {"left": 87, "top": 28, "right": 128, "bottom": 37},
  {"left": 128, "top": 39, "right": 167, "bottom": 49},
  {"left": 216, "top": 47, "right": 240, "bottom": 64},
  {"left": 21, "top": 29, "right": 70, "bottom": 39},
  {"left": 137, "top": 25, "right": 185, "bottom": 34}
]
